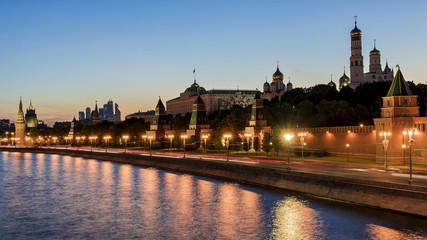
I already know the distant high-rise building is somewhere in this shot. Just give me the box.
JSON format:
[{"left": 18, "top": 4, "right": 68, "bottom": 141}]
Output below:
[
  {"left": 85, "top": 107, "right": 91, "bottom": 120},
  {"left": 25, "top": 101, "right": 38, "bottom": 129},
  {"left": 78, "top": 111, "right": 85, "bottom": 121},
  {"left": 98, "top": 108, "right": 104, "bottom": 120},
  {"left": 103, "top": 100, "right": 115, "bottom": 122},
  {"left": 114, "top": 103, "right": 121, "bottom": 122}
]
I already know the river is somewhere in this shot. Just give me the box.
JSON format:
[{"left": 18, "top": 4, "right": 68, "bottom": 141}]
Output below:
[{"left": 0, "top": 151, "right": 426, "bottom": 239}]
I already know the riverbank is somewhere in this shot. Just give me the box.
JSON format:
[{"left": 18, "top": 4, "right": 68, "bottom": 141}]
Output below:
[{"left": 2, "top": 147, "right": 427, "bottom": 218}]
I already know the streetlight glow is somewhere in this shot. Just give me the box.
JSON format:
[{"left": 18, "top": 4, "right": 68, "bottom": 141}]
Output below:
[{"left": 284, "top": 133, "right": 294, "bottom": 169}]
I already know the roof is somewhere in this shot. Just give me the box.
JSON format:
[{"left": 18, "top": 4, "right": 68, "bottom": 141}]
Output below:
[
  {"left": 156, "top": 98, "right": 165, "bottom": 109},
  {"left": 205, "top": 89, "right": 258, "bottom": 95},
  {"left": 386, "top": 67, "right": 412, "bottom": 96},
  {"left": 193, "top": 95, "right": 205, "bottom": 104}
]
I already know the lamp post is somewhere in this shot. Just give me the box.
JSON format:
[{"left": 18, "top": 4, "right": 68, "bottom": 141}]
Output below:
[
  {"left": 379, "top": 131, "right": 391, "bottom": 170},
  {"left": 103, "top": 136, "right": 111, "bottom": 152},
  {"left": 64, "top": 136, "right": 69, "bottom": 149},
  {"left": 244, "top": 133, "right": 252, "bottom": 156},
  {"left": 148, "top": 136, "right": 153, "bottom": 156},
  {"left": 346, "top": 144, "right": 350, "bottom": 162},
  {"left": 142, "top": 135, "right": 147, "bottom": 150},
  {"left": 284, "top": 133, "right": 294, "bottom": 169},
  {"left": 297, "top": 132, "right": 307, "bottom": 160},
  {"left": 76, "top": 136, "right": 81, "bottom": 149},
  {"left": 181, "top": 135, "right": 188, "bottom": 158},
  {"left": 223, "top": 134, "right": 232, "bottom": 161},
  {"left": 202, "top": 134, "right": 209, "bottom": 154},
  {"left": 122, "top": 135, "right": 129, "bottom": 153},
  {"left": 402, "top": 144, "right": 407, "bottom": 166},
  {"left": 168, "top": 134, "right": 174, "bottom": 152},
  {"left": 52, "top": 136, "right": 57, "bottom": 149},
  {"left": 403, "top": 128, "right": 418, "bottom": 184}
]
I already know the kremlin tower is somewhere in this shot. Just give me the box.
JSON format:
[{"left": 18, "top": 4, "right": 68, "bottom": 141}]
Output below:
[{"left": 15, "top": 97, "right": 26, "bottom": 146}]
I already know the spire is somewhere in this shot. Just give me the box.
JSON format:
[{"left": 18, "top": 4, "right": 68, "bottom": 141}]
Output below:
[
  {"left": 354, "top": 15, "right": 357, "bottom": 27},
  {"left": 193, "top": 68, "right": 196, "bottom": 84},
  {"left": 17, "top": 97, "right": 25, "bottom": 123},
  {"left": 343, "top": 66, "right": 346, "bottom": 75},
  {"left": 28, "top": 101, "right": 34, "bottom": 110},
  {"left": 386, "top": 66, "right": 412, "bottom": 96},
  {"left": 95, "top": 101, "right": 98, "bottom": 112}
]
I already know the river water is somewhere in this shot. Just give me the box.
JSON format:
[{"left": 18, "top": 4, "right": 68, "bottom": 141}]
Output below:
[{"left": 0, "top": 151, "right": 426, "bottom": 239}]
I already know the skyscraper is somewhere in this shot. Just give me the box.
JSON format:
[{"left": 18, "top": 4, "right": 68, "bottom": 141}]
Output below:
[
  {"left": 85, "top": 107, "right": 91, "bottom": 120},
  {"left": 78, "top": 111, "right": 85, "bottom": 121},
  {"left": 25, "top": 101, "right": 38, "bottom": 129}
]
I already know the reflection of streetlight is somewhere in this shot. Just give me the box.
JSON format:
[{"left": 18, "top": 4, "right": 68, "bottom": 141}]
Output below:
[
  {"left": 297, "top": 132, "right": 307, "bottom": 160},
  {"left": 244, "top": 133, "right": 252, "bottom": 156},
  {"left": 103, "top": 136, "right": 111, "bottom": 152},
  {"left": 167, "top": 134, "right": 174, "bottom": 152},
  {"left": 346, "top": 143, "right": 350, "bottom": 162},
  {"left": 403, "top": 128, "right": 418, "bottom": 184},
  {"left": 379, "top": 131, "right": 391, "bottom": 170},
  {"left": 284, "top": 133, "right": 294, "bottom": 169},
  {"left": 122, "top": 135, "right": 129, "bottom": 153},
  {"left": 202, "top": 134, "right": 209, "bottom": 154},
  {"left": 223, "top": 134, "right": 232, "bottom": 161},
  {"left": 181, "top": 135, "right": 188, "bottom": 158},
  {"left": 148, "top": 136, "right": 153, "bottom": 156}
]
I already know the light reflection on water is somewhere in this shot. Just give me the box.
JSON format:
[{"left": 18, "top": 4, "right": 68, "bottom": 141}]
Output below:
[{"left": 0, "top": 152, "right": 426, "bottom": 239}]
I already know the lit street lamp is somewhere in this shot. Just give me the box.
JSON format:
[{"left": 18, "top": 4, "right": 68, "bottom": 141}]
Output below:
[
  {"left": 244, "top": 133, "right": 252, "bottom": 156},
  {"left": 103, "top": 136, "right": 111, "bottom": 152},
  {"left": 202, "top": 134, "right": 209, "bottom": 154},
  {"left": 297, "top": 132, "right": 307, "bottom": 160},
  {"left": 168, "top": 134, "right": 174, "bottom": 152},
  {"left": 379, "top": 131, "right": 391, "bottom": 170},
  {"left": 52, "top": 136, "right": 58, "bottom": 149},
  {"left": 76, "top": 136, "right": 81, "bottom": 149},
  {"left": 148, "top": 136, "right": 153, "bottom": 156},
  {"left": 122, "top": 135, "right": 129, "bottom": 153},
  {"left": 223, "top": 134, "right": 232, "bottom": 161},
  {"left": 402, "top": 128, "right": 418, "bottom": 184},
  {"left": 142, "top": 135, "right": 147, "bottom": 150},
  {"left": 181, "top": 135, "right": 188, "bottom": 158},
  {"left": 284, "top": 133, "right": 294, "bottom": 169},
  {"left": 346, "top": 143, "right": 350, "bottom": 162}
]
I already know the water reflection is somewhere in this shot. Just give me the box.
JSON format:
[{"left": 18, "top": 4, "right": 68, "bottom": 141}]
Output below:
[
  {"left": 0, "top": 152, "right": 426, "bottom": 239},
  {"left": 366, "top": 224, "right": 427, "bottom": 240},
  {"left": 270, "top": 197, "right": 325, "bottom": 240}
]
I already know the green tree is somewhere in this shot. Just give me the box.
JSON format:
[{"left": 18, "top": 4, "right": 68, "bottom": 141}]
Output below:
[{"left": 262, "top": 132, "right": 273, "bottom": 155}]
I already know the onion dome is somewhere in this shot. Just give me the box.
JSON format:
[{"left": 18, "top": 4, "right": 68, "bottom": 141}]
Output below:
[
  {"left": 272, "top": 65, "right": 284, "bottom": 81},
  {"left": 350, "top": 17, "right": 362, "bottom": 36},
  {"left": 370, "top": 39, "right": 380, "bottom": 55},
  {"left": 263, "top": 78, "right": 270, "bottom": 93},
  {"left": 339, "top": 68, "right": 350, "bottom": 88},
  {"left": 287, "top": 80, "right": 293, "bottom": 91}
]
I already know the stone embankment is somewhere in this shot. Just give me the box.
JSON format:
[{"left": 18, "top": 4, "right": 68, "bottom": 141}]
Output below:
[{"left": 2, "top": 147, "right": 427, "bottom": 218}]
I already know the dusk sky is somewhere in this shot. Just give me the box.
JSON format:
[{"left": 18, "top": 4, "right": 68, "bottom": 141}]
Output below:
[{"left": 1, "top": 1, "right": 427, "bottom": 125}]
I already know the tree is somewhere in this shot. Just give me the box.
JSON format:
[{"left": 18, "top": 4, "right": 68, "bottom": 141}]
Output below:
[{"left": 262, "top": 132, "right": 273, "bottom": 155}]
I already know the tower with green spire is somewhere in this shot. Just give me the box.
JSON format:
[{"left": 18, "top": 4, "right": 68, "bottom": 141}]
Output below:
[
  {"left": 374, "top": 66, "right": 427, "bottom": 164},
  {"left": 147, "top": 97, "right": 172, "bottom": 140},
  {"left": 245, "top": 91, "right": 271, "bottom": 152},
  {"left": 15, "top": 97, "right": 26, "bottom": 146},
  {"left": 186, "top": 95, "right": 211, "bottom": 140}
]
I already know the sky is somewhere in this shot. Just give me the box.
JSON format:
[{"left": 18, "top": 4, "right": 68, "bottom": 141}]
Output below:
[{"left": 1, "top": 0, "right": 427, "bottom": 126}]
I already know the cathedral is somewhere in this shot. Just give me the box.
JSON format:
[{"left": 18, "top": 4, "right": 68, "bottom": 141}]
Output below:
[
  {"left": 261, "top": 64, "right": 293, "bottom": 101},
  {"left": 343, "top": 17, "right": 394, "bottom": 89}
]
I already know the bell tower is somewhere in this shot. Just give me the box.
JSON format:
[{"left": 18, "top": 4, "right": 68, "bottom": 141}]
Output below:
[
  {"left": 15, "top": 97, "right": 26, "bottom": 146},
  {"left": 349, "top": 16, "right": 365, "bottom": 88}
]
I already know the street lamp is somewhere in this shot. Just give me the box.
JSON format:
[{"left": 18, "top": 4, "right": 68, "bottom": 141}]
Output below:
[
  {"left": 52, "top": 136, "right": 58, "bottom": 149},
  {"left": 379, "top": 131, "right": 391, "bottom": 170},
  {"left": 402, "top": 144, "right": 407, "bottom": 166},
  {"left": 142, "top": 135, "right": 147, "bottom": 150},
  {"left": 297, "top": 132, "right": 307, "bottom": 160},
  {"left": 167, "top": 134, "right": 174, "bottom": 152},
  {"left": 76, "top": 136, "right": 81, "bottom": 149},
  {"left": 346, "top": 143, "right": 350, "bottom": 162},
  {"left": 202, "top": 134, "right": 209, "bottom": 154},
  {"left": 122, "top": 135, "right": 129, "bottom": 153},
  {"left": 284, "top": 133, "right": 294, "bottom": 169},
  {"left": 181, "top": 135, "right": 188, "bottom": 158},
  {"left": 103, "top": 135, "right": 111, "bottom": 152},
  {"left": 148, "top": 136, "right": 153, "bottom": 156},
  {"left": 244, "top": 133, "right": 252, "bottom": 156},
  {"left": 223, "top": 134, "right": 232, "bottom": 161},
  {"left": 64, "top": 136, "right": 69, "bottom": 149},
  {"left": 402, "top": 128, "right": 418, "bottom": 184}
]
